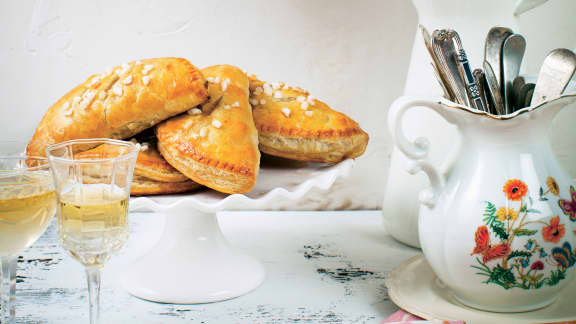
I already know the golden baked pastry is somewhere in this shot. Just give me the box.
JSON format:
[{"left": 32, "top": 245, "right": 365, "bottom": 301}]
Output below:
[
  {"left": 131, "top": 176, "right": 201, "bottom": 196},
  {"left": 27, "top": 57, "right": 208, "bottom": 157},
  {"left": 248, "top": 76, "right": 369, "bottom": 163},
  {"left": 127, "top": 131, "right": 189, "bottom": 183},
  {"left": 156, "top": 65, "right": 260, "bottom": 194},
  {"left": 75, "top": 136, "right": 201, "bottom": 195}
]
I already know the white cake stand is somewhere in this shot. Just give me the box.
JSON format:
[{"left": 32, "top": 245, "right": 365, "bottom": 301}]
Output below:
[{"left": 122, "top": 158, "right": 353, "bottom": 304}]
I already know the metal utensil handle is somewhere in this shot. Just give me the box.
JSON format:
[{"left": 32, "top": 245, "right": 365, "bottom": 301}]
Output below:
[
  {"left": 456, "top": 50, "right": 484, "bottom": 111},
  {"left": 473, "top": 69, "right": 490, "bottom": 113}
]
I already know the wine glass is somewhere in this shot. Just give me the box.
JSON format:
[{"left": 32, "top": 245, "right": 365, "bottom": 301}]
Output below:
[
  {"left": 46, "top": 139, "right": 139, "bottom": 324},
  {"left": 0, "top": 148, "right": 55, "bottom": 324}
]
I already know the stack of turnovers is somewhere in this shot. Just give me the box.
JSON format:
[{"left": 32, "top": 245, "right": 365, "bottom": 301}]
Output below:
[{"left": 27, "top": 58, "right": 369, "bottom": 195}]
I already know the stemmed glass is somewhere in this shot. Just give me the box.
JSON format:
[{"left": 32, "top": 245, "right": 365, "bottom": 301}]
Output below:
[
  {"left": 0, "top": 149, "right": 56, "bottom": 324},
  {"left": 46, "top": 139, "right": 139, "bottom": 324}
]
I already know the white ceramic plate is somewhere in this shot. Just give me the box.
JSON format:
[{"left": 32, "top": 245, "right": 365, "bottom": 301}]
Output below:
[
  {"left": 130, "top": 158, "right": 354, "bottom": 213},
  {"left": 385, "top": 255, "right": 576, "bottom": 324}
]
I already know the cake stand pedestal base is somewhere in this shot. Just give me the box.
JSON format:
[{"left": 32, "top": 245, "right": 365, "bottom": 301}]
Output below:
[{"left": 122, "top": 208, "right": 265, "bottom": 304}]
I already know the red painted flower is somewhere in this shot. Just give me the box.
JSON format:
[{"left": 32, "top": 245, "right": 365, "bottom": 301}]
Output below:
[
  {"left": 542, "top": 216, "right": 565, "bottom": 243},
  {"left": 503, "top": 179, "right": 528, "bottom": 201},
  {"left": 530, "top": 261, "right": 544, "bottom": 271}
]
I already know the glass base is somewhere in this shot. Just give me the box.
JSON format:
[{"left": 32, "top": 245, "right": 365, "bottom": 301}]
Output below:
[{"left": 0, "top": 256, "right": 17, "bottom": 324}]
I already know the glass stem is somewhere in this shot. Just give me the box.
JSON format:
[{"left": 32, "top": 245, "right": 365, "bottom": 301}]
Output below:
[
  {"left": 0, "top": 256, "right": 17, "bottom": 324},
  {"left": 85, "top": 266, "right": 102, "bottom": 324}
]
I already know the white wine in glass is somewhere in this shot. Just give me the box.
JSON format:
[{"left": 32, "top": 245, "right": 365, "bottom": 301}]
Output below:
[
  {"left": 0, "top": 155, "right": 56, "bottom": 324},
  {"left": 46, "top": 139, "right": 138, "bottom": 324},
  {"left": 59, "top": 184, "right": 129, "bottom": 267}
]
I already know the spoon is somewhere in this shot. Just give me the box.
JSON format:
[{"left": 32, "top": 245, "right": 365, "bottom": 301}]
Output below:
[
  {"left": 432, "top": 29, "right": 469, "bottom": 106},
  {"left": 502, "top": 34, "right": 526, "bottom": 113},
  {"left": 431, "top": 63, "right": 452, "bottom": 100},
  {"left": 484, "top": 27, "right": 514, "bottom": 91},
  {"left": 473, "top": 69, "right": 490, "bottom": 112},
  {"left": 532, "top": 48, "right": 576, "bottom": 106},
  {"left": 453, "top": 31, "right": 485, "bottom": 111},
  {"left": 512, "top": 75, "right": 526, "bottom": 110},
  {"left": 524, "top": 87, "right": 535, "bottom": 109},
  {"left": 519, "top": 82, "right": 535, "bottom": 109},
  {"left": 420, "top": 25, "right": 455, "bottom": 100},
  {"left": 483, "top": 61, "right": 506, "bottom": 115}
]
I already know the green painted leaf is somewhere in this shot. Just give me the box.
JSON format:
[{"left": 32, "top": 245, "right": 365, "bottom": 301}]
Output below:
[
  {"left": 539, "top": 187, "right": 544, "bottom": 197},
  {"left": 492, "top": 224, "right": 509, "bottom": 240},
  {"left": 514, "top": 229, "right": 538, "bottom": 236},
  {"left": 507, "top": 250, "right": 532, "bottom": 260},
  {"left": 529, "top": 196, "right": 534, "bottom": 206},
  {"left": 539, "top": 197, "right": 549, "bottom": 202},
  {"left": 482, "top": 201, "right": 499, "bottom": 227},
  {"left": 546, "top": 269, "right": 566, "bottom": 286},
  {"left": 488, "top": 265, "right": 516, "bottom": 288},
  {"left": 535, "top": 280, "right": 544, "bottom": 289}
]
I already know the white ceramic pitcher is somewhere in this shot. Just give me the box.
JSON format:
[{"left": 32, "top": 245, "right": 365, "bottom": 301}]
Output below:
[
  {"left": 390, "top": 94, "right": 576, "bottom": 312},
  {"left": 383, "top": 0, "right": 549, "bottom": 248}
]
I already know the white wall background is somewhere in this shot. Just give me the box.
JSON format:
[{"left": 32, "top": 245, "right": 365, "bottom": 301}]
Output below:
[{"left": 1, "top": 0, "right": 575, "bottom": 209}]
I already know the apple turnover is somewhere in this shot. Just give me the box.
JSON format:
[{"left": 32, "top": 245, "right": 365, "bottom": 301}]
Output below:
[
  {"left": 129, "top": 139, "right": 202, "bottom": 195},
  {"left": 156, "top": 65, "right": 260, "bottom": 194},
  {"left": 75, "top": 137, "right": 201, "bottom": 195},
  {"left": 249, "top": 76, "right": 369, "bottom": 163},
  {"left": 27, "top": 57, "right": 208, "bottom": 157}
]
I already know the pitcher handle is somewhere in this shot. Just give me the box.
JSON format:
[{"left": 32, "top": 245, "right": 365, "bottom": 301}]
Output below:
[{"left": 389, "top": 96, "right": 457, "bottom": 208}]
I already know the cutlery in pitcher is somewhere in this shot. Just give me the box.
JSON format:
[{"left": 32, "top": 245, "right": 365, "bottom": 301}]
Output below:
[
  {"left": 502, "top": 34, "right": 526, "bottom": 113},
  {"left": 432, "top": 29, "right": 469, "bottom": 106},
  {"left": 524, "top": 85, "right": 535, "bottom": 108},
  {"left": 518, "top": 82, "right": 535, "bottom": 109},
  {"left": 483, "top": 27, "right": 513, "bottom": 91},
  {"left": 473, "top": 69, "right": 490, "bottom": 113},
  {"left": 431, "top": 63, "right": 453, "bottom": 100},
  {"left": 452, "top": 31, "right": 485, "bottom": 111},
  {"left": 420, "top": 25, "right": 455, "bottom": 100},
  {"left": 512, "top": 75, "right": 526, "bottom": 110},
  {"left": 532, "top": 48, "right": 576, "bottom": 106},
  {"left": 483, "top": 61, "right": 506, "bottom": 115}
]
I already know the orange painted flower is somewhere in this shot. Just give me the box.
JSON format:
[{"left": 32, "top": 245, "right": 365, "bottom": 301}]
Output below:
[
  {"left": 542, "top": 216, "right": 565, "bottom": 243},
  {"left": 503, "top": 179, "right": 528, "bottom": 201}
]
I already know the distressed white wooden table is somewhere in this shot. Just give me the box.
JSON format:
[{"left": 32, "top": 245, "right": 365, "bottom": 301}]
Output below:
[{"left": 14, "top": 210, "right": 420, "bottom": 323}]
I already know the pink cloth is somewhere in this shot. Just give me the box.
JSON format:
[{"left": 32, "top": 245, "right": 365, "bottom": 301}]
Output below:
[
  {"left": 381, "top": 310, "right": 466, "bottom": 324},
  {"left": 382, "top": 310, "right": 423, "bottom": 323},
  {"left": 382, "top": 310, "right": 576, "bottom": 324}
]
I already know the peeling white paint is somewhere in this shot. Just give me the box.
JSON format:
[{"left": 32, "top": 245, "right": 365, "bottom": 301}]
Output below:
[{"left": 15, "top": 211, "right": 416, "bottom": 323}]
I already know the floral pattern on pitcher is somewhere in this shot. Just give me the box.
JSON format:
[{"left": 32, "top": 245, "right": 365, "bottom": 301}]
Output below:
[{"left": 471, "top": 178, "right": 576, "bottom": 290}]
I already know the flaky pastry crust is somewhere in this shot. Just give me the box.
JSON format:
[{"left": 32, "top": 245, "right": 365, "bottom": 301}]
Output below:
[
  {"left": 129, "top": 139, "right": 189, "bottom": 183},
  {"left": 27, "top": 57, "right": 208, "bottom": 157},
  {"left": 156, "top": 65, "right": 260, "bottom": 194},
  {"left": 249, "top": 76, "right": 369, "bottom": 163},
  {"left": 131, "top": 176, "right": 201, "bottom": 196}
]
